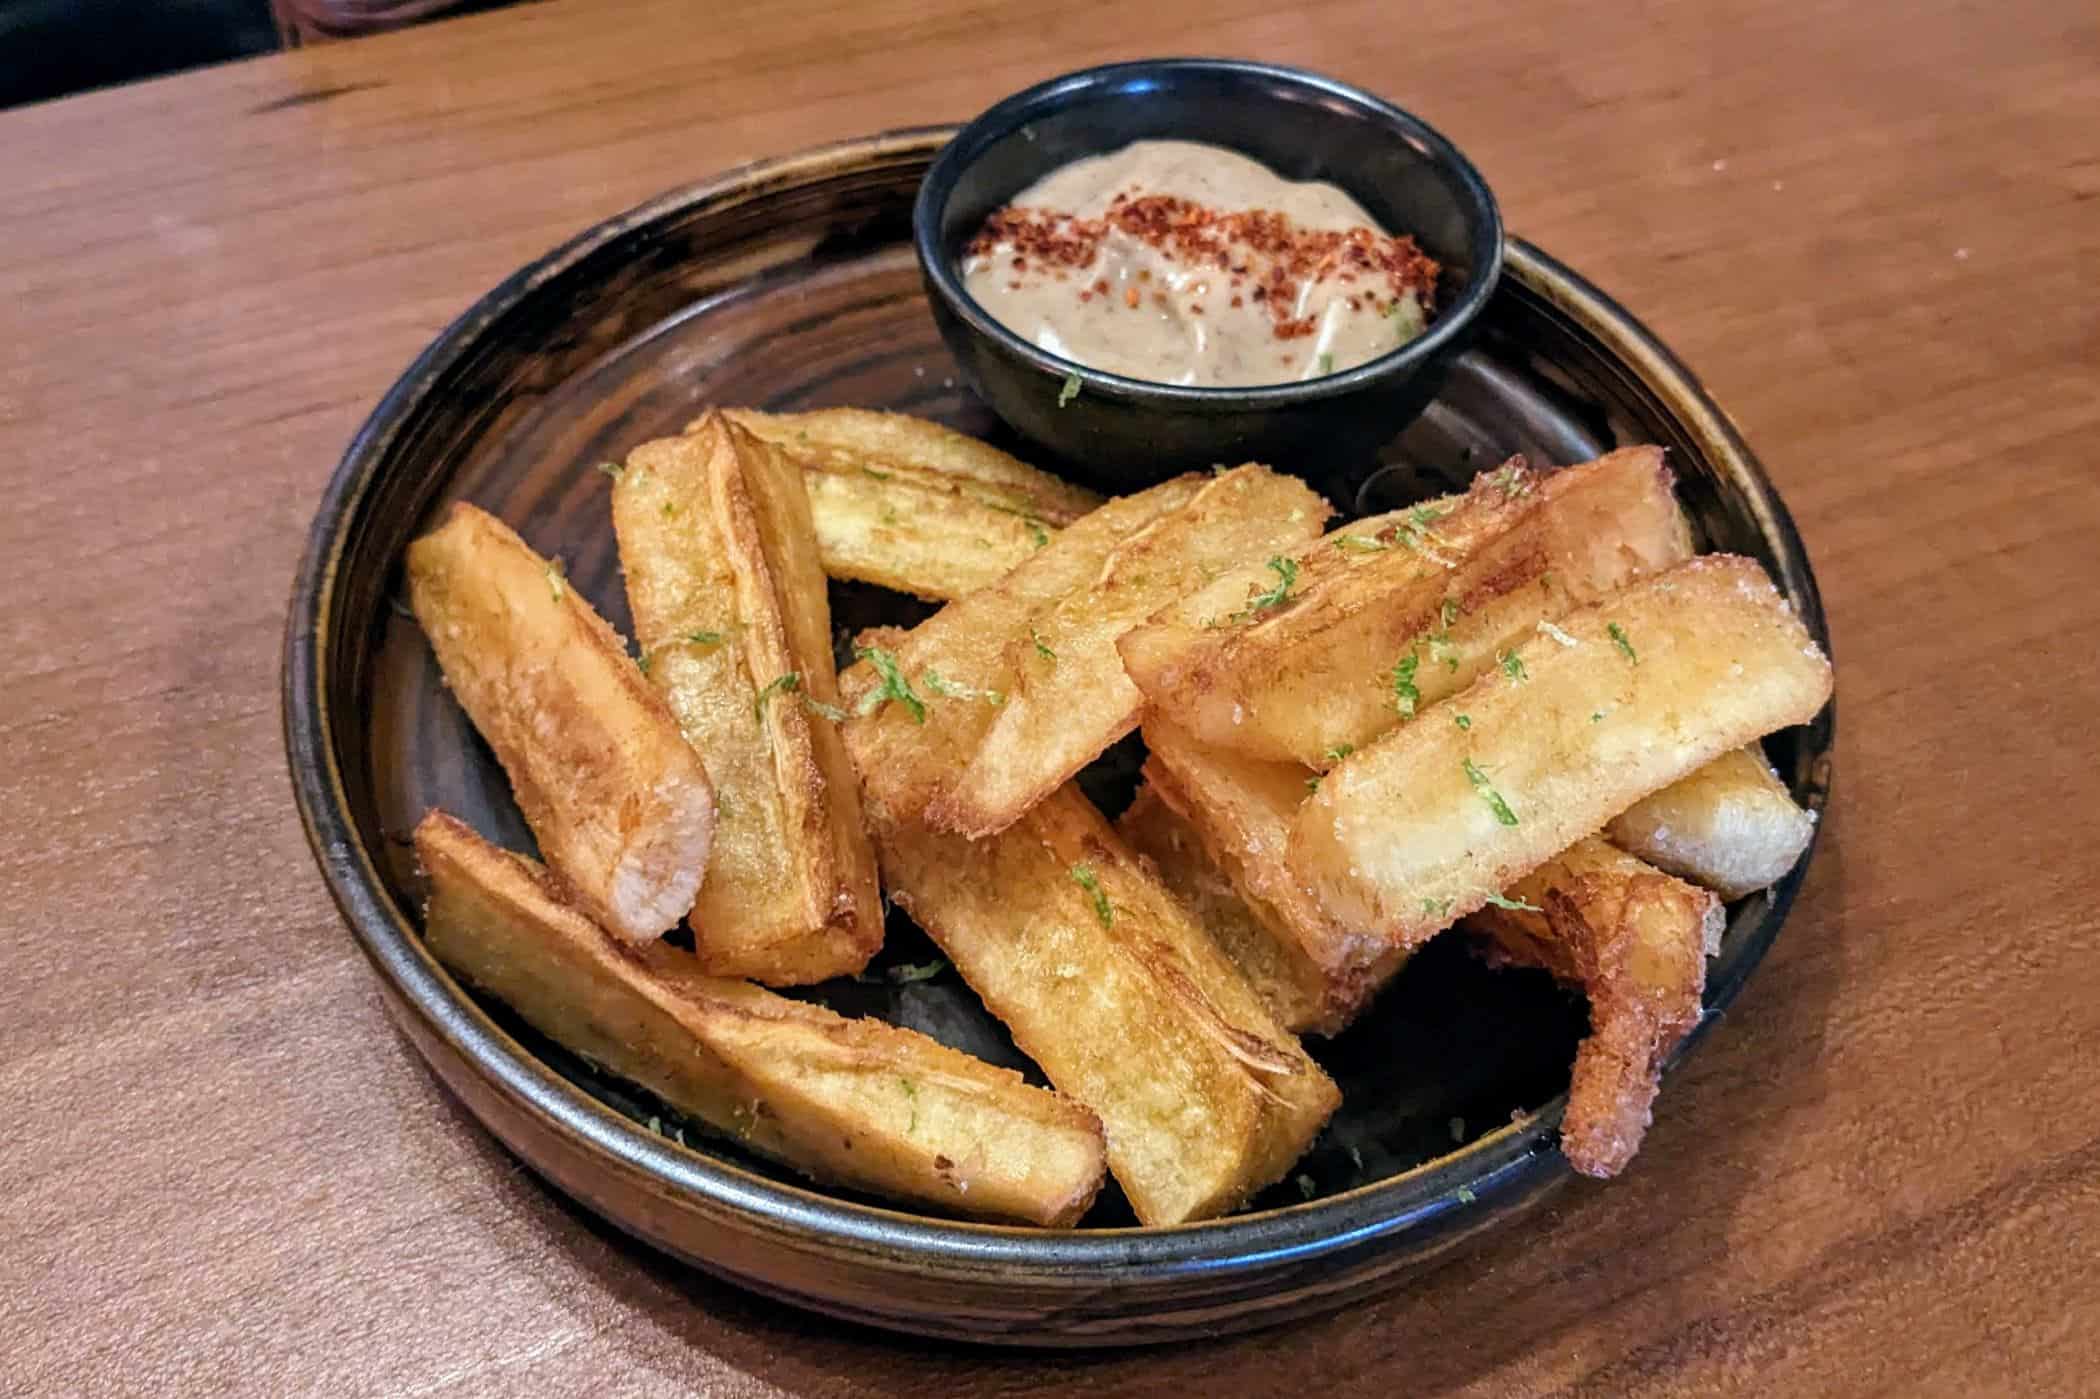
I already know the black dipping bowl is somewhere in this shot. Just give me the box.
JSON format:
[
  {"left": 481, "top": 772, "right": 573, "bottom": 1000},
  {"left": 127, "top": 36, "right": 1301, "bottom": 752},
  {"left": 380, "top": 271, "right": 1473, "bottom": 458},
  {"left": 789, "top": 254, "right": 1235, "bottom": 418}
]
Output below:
[{"left": 914, "top": 59, "right": 1504, "bottom": 492}]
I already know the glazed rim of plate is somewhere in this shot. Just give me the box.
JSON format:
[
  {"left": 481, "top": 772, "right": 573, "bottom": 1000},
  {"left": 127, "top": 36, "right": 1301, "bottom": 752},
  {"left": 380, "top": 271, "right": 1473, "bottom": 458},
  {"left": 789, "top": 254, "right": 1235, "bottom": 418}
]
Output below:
[{"left": 284, "top": 127, "right": 1831, "bottom": 1280}]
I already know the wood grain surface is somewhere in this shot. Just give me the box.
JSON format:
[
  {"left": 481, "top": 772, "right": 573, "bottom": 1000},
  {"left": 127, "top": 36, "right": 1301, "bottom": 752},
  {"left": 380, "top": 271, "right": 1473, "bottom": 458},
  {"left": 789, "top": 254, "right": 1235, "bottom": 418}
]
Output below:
[{"left": 4, "top": 0, "right": 2097, "bottom": 1392}]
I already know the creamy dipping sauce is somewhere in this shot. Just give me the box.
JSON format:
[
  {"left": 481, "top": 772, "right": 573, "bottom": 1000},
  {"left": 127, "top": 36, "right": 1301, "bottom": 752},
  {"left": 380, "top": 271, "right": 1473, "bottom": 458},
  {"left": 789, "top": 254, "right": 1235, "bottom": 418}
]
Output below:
[{"left": 961, "top": 140, "right": 1439, "bottom": 388}]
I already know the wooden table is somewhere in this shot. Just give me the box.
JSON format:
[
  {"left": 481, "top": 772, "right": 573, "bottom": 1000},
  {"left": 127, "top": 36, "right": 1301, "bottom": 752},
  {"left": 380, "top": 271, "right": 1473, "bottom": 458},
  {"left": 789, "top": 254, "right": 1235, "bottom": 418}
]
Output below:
[{"left": 5, "top": 0, "right": 2096, "bottom": 1391}]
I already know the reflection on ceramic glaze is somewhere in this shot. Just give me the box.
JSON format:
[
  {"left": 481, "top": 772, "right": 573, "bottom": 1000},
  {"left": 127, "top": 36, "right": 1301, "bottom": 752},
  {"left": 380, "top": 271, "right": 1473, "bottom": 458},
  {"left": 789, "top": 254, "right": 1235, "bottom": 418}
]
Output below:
[{"left": 962, "top": 141, "right": 1440, "bottom": 388}]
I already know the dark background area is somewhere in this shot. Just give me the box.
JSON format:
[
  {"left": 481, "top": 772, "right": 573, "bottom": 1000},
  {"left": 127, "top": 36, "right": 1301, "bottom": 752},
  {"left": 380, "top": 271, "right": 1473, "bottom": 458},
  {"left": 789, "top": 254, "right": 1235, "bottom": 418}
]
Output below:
[{"left": 0, "top": 0, "right": 516, "bottom": 109}]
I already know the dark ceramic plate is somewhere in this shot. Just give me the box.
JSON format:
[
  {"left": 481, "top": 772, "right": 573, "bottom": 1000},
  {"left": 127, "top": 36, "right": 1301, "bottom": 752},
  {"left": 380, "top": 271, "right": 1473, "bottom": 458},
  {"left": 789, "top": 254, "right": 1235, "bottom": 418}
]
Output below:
[{"left": 284, "top": 129, "right": 1834, "bottom": 1347}]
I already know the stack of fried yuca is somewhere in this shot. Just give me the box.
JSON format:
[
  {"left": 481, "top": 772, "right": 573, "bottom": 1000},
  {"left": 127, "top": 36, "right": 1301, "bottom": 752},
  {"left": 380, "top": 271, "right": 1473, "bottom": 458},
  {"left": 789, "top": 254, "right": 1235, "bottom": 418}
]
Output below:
[
  {"left": 404, "top": 414, "right": 1121, "bottom": 1225},
  {"left": 1116, "top": 449, "right": 1828, "bottom": 1175},
  {"left": 406, "top": 403, "right": 1829, "bottom": 1219}
]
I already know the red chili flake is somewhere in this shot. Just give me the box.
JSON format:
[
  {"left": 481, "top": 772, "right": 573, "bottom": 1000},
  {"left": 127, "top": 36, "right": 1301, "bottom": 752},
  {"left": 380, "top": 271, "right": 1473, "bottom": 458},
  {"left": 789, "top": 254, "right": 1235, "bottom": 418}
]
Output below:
[
  {"left": 963, "top": 193, "right": 1440, "bottom": 341},
  {"left": 1190, "top": 304, "right": 1204, "bottom": 315},
  {"left": 1125, "top": 287, "right": 1141, "bottom": 308},
  {"left": 1230, "top": 295, "right": 1244, "bottom": 308}
]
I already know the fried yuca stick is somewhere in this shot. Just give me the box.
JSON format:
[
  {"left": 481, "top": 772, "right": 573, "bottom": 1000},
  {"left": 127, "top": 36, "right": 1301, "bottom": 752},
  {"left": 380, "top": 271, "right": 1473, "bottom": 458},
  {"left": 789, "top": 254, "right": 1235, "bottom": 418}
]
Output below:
[
  {"left": 1465, "top": 837, "right": 1720, "bottom": 1178},
  {"left": 1120, "top": 448, "right": 1692, "bottom": 768},
  {"left": 407, "top": 503, "right": 713, "bottom": 944},
  {"left": 842, "top": 466, "right": 1329, "bottom": 839},
  {"left": 611, "top": 415, "right": 882, "bottom": 984},
  {"left": 1293, "top": 555, "right": 1833, "bottom": 950},
  {"left": 1117, "top": 780, "right": 1333, "bottom": 1036},
  {"left": 1608, "top": 745, "right": 1816, "bottom": 900},
  {"left": 712, "top": 408, "right": 1101, "bottom": 600},
  {"left": 416, "top": 812, "right": 1106, "bottom": 1226},
  {"left": 869, "top": 784, "right": 1339, "bottom": 1225},
  {"left": 1136, "top": 722, "right": 1383, "bottom": 1036}
]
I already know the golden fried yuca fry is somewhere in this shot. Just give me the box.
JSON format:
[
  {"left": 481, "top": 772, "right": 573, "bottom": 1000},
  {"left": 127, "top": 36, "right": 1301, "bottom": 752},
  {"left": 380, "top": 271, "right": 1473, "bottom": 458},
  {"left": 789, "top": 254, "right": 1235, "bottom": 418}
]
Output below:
[
  {"left": 1607, "top": 745, "right": 1816, "bottom": 900},
  {"left": 612, "top": 416, "right": 881, "bottom": 983},
  {"left": 407, "top": 503, "right": 713, "bottom": 945},
  {"left": 934, "top": 467, "right": 1329, "bottom": 835},
  {"left": 1139, "top": 722, "right": 1386, "bottom": 1036},
  {"left": 1293, "top": 555, "right": 1834, "bottom": 949},
  {"left": 713, "top": 408, "right": 1101, "bottom": 600},
  {"left": 1121, "top": 448, "right": 1693, "bottom": 768},
  {"left": 1118, "top": 781, "right": 1332, "bottom": 1035},
  {"left": 1465, "top": 838, "right": 1719, "bottom": 1177},
  {"left": 841, "top": 467, "right": 1329, "bottom": 838},
  {"left": 415, "top": 813, "right": 1106, "bottom": 1226},
  {"left": 869, "top": 784, "right": 1338, "bottom": 1225}
]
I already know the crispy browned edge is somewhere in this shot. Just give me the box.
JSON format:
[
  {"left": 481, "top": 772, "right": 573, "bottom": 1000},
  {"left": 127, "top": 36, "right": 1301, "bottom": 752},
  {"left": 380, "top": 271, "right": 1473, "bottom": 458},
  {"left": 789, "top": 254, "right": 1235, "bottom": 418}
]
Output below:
[
  {"left": 1466, "top": 838, "right": 1720, "bottom": 1177},
  {"left": 414, "top": 810, "right": 1106, "bottom": 1227},
  {"left": 406, "top": 501, "right": 713, "bottom": 944}
]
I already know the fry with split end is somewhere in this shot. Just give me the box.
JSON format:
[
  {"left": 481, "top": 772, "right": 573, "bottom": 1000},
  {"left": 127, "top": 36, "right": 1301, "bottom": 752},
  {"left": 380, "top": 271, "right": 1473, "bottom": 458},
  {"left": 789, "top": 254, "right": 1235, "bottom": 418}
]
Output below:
[
  {"left": 1293, "top": 555, "right": 1833, "bottom": 951},
  {"left": 407, "top": 502, "right": 713, "bottom": 945},
  {"left": 869, "top": 783, "right": 1338, "bottom": 1225},
  {"left": 1137, "top": 722, "right": 1384, "bottom": 1036},
  {"left": 712, "top": 408, "right": 1101, "bottom": 600},
  {"left": 1465, "top": 837, "right": 1720, "bottom": 1178},
  {"left": 613, "top": 415, "right": 881, "bottom": 984},
  {"left": 415, "top": 811, "right": 1106, "bottom": 1226},
  {"left": 843, "top": 466, "right": 1330, "bottom": 839},
  {"left": 1608, "top": 745, "right": 1816, "bottom": 900},
  {"left": 1121, "top": 448, "right": 1692, "bottom": 768},
  {"left": 1118, "top": 779, "right": 1333, "bottom": 1036}
]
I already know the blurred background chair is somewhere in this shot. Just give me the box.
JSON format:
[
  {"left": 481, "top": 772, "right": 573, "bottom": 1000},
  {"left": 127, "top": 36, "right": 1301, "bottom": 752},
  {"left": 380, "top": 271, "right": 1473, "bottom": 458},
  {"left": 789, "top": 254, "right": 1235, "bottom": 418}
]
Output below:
[{"left": 0, "top": 0, "right": 518, "bottom": 110}]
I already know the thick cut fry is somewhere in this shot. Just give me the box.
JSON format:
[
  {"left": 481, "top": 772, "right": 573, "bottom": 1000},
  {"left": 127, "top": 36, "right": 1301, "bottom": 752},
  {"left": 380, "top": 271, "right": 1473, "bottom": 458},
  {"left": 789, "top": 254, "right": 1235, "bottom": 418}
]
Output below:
[
  {"left": 1608, "top": 745, "right": 1816, "bottom": 900},
  {"left": 842, "top": 466, "right": 1330, "bottom": 839},
  {"left": 713, "top": 408, "right": 1101, "bottom": 600},
  {"left": 1118, "top": 781, "right": 1332, "bottom": 1035},
  {"left": 1138, "top": 722, "right": 1386, "bottom": 1036},
  {"left": 407, "top": 503, "right": 713, "bottom": 944},
  {"left": 869, "top": 784, "right": 1338, "bottom": 1225},
  {"left": 1122, "top": 448, "right": 1693, "bottom": 767},
  {"left": 612, "top": 415, "right": 881, "bottom": 984},
  {"left": 1465, "top": 837, "right": 1719, "bottom": 1178},
  {"left": 1293, "top": 555, "right": 1834, "bottom": 950},
  {"left": 415, "top": 812, "right": 1106, "bottom": 1226}
]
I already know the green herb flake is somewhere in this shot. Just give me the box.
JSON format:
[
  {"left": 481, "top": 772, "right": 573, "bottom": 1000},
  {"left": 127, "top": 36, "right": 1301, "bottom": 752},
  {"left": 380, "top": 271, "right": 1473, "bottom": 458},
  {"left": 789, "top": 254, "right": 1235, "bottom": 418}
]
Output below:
[
  {"left": 1294, "top": 1173, "right": 1318, "bottom": 1201},
  {"left": 1592, "top": 710, "right": 1605, "bottom": 723},
  {"left": 1231, "top": 556, "right": 1299, "bottom": 621},
  {"left": 752, "top": 671, "right": 801, "bottom": 722},
  {"left": 1029, "top": 626, "right": 1058, "bottom": 663},
  {"left": 1421, "top": 895, "right": 1454, "bottom": 917},
  {"left": 861, "top": 465, "right": 893, "bottom": 481},
  {"left": 1499, "top": 650, "right": 1528, "bottom": 682},
  {"left": 852, "top": 645, "right": 928, "bottom": 723},
  {"left": 1440, "top": 596, "right": 1462, "bottom": 629},
  {"left": 1317, "top": 352, "right": 1335, "bottom": 376},
  {"left": 1322, "top": 744, "right": 1356, "bottom": 764},
  {"left": 1333, "top": 533, "right": 1390, "bottom": 554},
  {"left": 636, "top": 651, "right": 652, "bottom": 677},
  {"left": 899, "top": 1076, "right": 918, "bottom": 1133},
  {"left": 660, "top": 500, "right": 678, "bottom": 518},
  {"left": 1391, "top": 651, "right": 1421, "bottom": 719},
  {"left": 990, "top": 504, "right": 1051, "bottom": 547},
  {"left": 1489, "top": 462, "right": 1532, "bottom": 499},
  {"left": 1304, "top": 775, "right": 1322, "bottom": 794},
  {"left": 1608, "top": 622, "right": 1639, "bottom": 663},
  {"left": 885, "top": 959, "right": 948, "bottom": 985},
  {"left": 1057, "top": 372, "right": 1082, "bottom": 408},
  {"left": 1482, "top": 891, "right": 1544, "bottom": 912},
  {"left": 1069, "top": 863, "right": 1113, "bottom": 928},
  {"left": 1454, "top": 713, "right": 1472, "bottom": 730},
  {"left": 686, "top": 629, "right": 726, "bottom": 648},
  {"left": 594, "top": 460, "right": 625, "bottom": 481},
  {"left": 545, "top": 557, "right": 567, "bottom": 603},
  {"left": 1463, "top": 757, "right": 1520, "bottom": 827}
]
